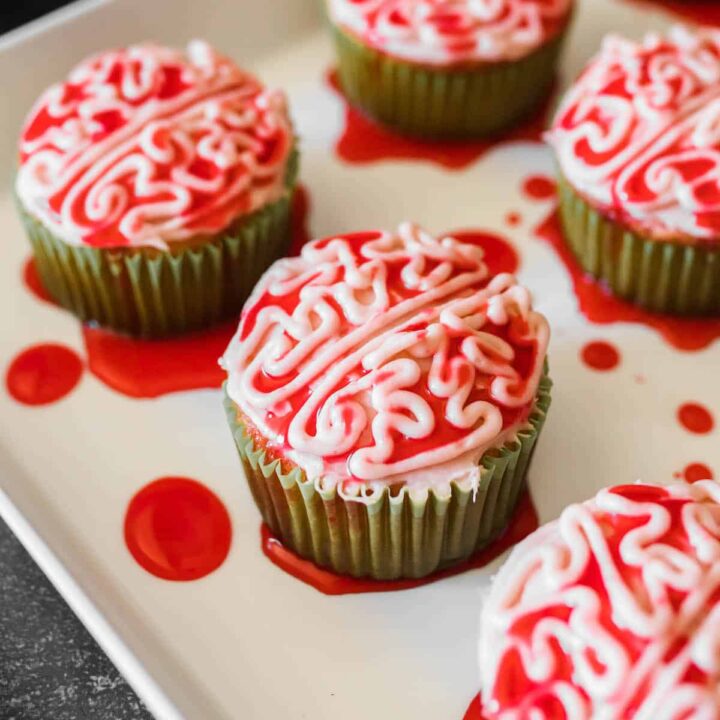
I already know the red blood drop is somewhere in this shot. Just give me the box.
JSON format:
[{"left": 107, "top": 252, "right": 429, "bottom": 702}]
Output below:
[
  {"left": 452, "top": 230, "right": 520, "bottom": 276},
  {"left": 619, "top": 0, "right": 720, "bottom": 25},
  {"left": 677, "top": 403, "right": 714, "bottom": 435},
  {"left": 682, "top": 463, "right": 714, "bottom": 483},
  {"left": 534, "top": 210, "right": 720, "bottom": 352},
  {"left": 23, "top": 258, "right": 57, "bottom": 305},
  {"left": 124, "top": 477, "right": 232, "bottom": 581},
  {"left": 326, "top": 69, "right": 555, "bottom": 170},
  {"left": 463, "top": 694, "right": 489, "bottom": 720},
  {"left": 260, "top": 490, "right": 538, "bottom": 595},
  {"left": 6, "top": 343, "right": 83, "bottom": 405},
  {"left": 580, "top": 340, "right": 621, "bottom": 371},
  {"left": 82, "top": 321, "right": 234, "bottom": 399},
  {"left": 522, "top": 175, "right": 557, "bottom": 201},
  {"left": 505, "top": 212, "right": 522, "bottom": 227}
]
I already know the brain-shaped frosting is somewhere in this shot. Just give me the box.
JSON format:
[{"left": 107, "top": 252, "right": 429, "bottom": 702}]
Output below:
[
  {"left": 548, "top": 26, "right": 720, "bottom": 240},
  {"left": 480, "top": 481, "right": 720, "bottom": 719},
  {"left": 223, "top": 223, "right": 549, "bottom": 490},
  {"left": 327, "top": 0, "right": 573, "bottom": 65},
  {"left": 16, "top": 40, "right": 293, "bottom": 250}
]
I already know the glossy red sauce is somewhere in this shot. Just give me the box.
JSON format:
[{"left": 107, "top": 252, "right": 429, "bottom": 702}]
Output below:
[
  {"left": 534, "top": 208, "right": 720, "bottom": 352},
  {"left": 620, "top": 0, "right": 720, "bottom": 25},
  {"left": 677, "top": 402, "right": 714, "bottom": 435},
  {"left": 463, "top": 694, "right": 489, "bottom": 720},
  {"left": 676, "top": 463, "right": 714, "bottom": 483},
  {"left": 326, "top": 69, "right": 553, "bottom": 169},
  {"left": 6, "top": 343, "right": 84, "bottom": 405},
  {"left": 260, "top": 490, "right": 538, "bottom": 595},
  {"left": 580, "top": 340, "right": 621, "bottom": 371},
  {"left": 522, "top": 175, "right": 557, "bottom": 201},
  {"left": 124, "top": 476, "right": 232, "bottom": 581},
  {"left": 453, "top": 230, "right": 520, "bottom": 275}
]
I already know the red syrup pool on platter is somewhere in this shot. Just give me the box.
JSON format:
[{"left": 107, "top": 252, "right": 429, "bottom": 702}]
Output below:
[
  {"left": 580, "top": 340, "right": 621, "bottom": 372},
  {"left": 528, "top": 175, "right": 720, "bottom": 352},
  {"left": 326, "top": 69, "right": 554, "bottom": 170},
  {"left": 260, "top": 490, "right": 538, "bottom": 595},
  {"left": 16, "top": 186, "right": 312, "bottom": 400}
]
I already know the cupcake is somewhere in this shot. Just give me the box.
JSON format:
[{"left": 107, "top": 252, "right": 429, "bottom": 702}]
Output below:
[
  {"left": 547, "top": 26, "right": 720, "bottom": 315},
  {"left": 480, "top": 480, "right": 720, "bottom": 718},
  {"left": 222, "top": 222, "right": 551, "bottom": 580},
  {"left": 16, "top": 40, "right": 296, "bottom": 337},
  {"left": 325, "top": 0, "right": 574, "bottom": 138}
]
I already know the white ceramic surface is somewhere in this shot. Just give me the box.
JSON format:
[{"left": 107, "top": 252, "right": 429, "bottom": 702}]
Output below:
[{"left": 1, "top": 1, "right": 717, "bottom": 719}]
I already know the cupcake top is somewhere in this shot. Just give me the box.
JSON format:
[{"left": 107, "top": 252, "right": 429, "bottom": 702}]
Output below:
[
  {"left": 479, "top": 480, "right": 720, "bottom": 719},
  {"left": 16, "top": 40, "right": 293, "bottom": 250},
  {"left": 326, "top": 0, "right": 573, "bottom": 66},
  {"left": 547, "top": 26, "right": 720, "bottom": 242},
  {"left": 222, "top": 222, "right": 549, "bottom": 498}
]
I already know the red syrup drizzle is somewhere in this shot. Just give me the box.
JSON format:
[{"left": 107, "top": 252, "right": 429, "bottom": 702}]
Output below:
[
  {"left": 5, "top": 343, "right": 84, "bottom": 405},
  {"left": 124, "top": 476, "right": 232, "bottom": 581},
  {"left": 260, "top": 490, "right": 538, "bottom": 595},
  {"left": 326, "top": 69, "right": 554, "bottom": 170},
  {"left": 18, "top": 186, "right": 313, "bottom": 400},
  {"left": 580, "top": 340, "right": 621, "bottom": 372},
  {"left": 677, "top": 402, "right": 714, "bottom": 435},
  {"left": 530, "top": 180, "right": 720, "bottom": 352},
  {"left": 620, "top": 0, "right": 720, "bottom": 25}
]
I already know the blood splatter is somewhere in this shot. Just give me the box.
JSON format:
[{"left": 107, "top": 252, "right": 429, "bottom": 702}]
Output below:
[
  {"left": 522, "top": 175, "right": 557, "bottom": 201},
  {"left": 6, "top": 343, "right": 83, "bottom": 405},
  {"left": 326, "top": 69, "right": 554, "bottom": 170},
  {"left": 124, "top": 477, "right": 232, "bottom": 581},
  {"left": 580, "top": 340, "right": 621, "bottom": 371},
  {"left": 463, "top": 694, "right": 488, "bottom": 720},
  {"left": 681, "top": 463, "right": 714, "bottom": 483},
  {"left": 534, "top": 209, "right": 720, "bottom": 352},
  {"left": 677, "top": 403, "right": 714, "bottom": 435},
  {"left": 505, "top": 212, "right": 522, "bottom": 227},
  {"left": 260, "top": 490, "right": 538, "bottom": 595}
]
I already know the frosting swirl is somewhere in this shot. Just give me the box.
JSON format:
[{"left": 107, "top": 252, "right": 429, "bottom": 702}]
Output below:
[
  {"left": 16, "top": 41, "right": 293, "bottom": 250},
  {"left": 480, "top": 481, "right": 720, "bottom": 719},
  {"left": 547, "top": 26, "right": 720, "bottom": 241},
  {"left": 327, "top": 0, "right": 573, "bottom": 65},
  {"left": 223, "top": 223, "right": 549, "bottom": 494}
]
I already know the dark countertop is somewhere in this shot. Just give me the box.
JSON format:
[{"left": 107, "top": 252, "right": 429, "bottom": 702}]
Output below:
[{"left": 2, "top": 8, "right": 153, "bottom": 719}]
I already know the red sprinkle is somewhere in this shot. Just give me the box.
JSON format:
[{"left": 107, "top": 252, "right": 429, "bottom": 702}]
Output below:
[
  {"left": 580, "top": 340, "right": 621, "bottom": 371},
  {"left": 260, "top": 491, "right": 538, "bottom": 595},
  {"left": 677, "top": 403, "right": 714, "bottom": 435},
  {"left": 124, "top": 477, "right": 232, "bottom": 581},
  {"left": 682, "top": 463, "right": 714, "bottom": 483},
  {"left": 6, "top": 343, "right": 83, "bottom": 405}
]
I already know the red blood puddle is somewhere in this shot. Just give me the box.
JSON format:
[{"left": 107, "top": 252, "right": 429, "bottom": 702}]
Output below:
[
  {"left": 452, "top": 230, "right": 520, "bottom": 276},
  {"left": 463, "top": 694, "right": 488, "bottom": 720},
  {"left": 124, "top": 476, "right": 232, "bottom": 581},
  {"left": 677, "top": 403, "right": 714, "bottom": 435},
  {"left": 82, "top": 322, "right": 233, "bottom": 398},
  {"left": 620, "top": 0, "right": 720, "bottom": 25},
  {"left": 260, "top": 490, "right": 538, "bottom": 595},
  {"left": 23, "top": 258, "right": 57, "bottom": 305},
  {"left": 19, "top": 185, "right": 313, "bottom": 400},
  {"left": 6, "top": 343, "right": 83, "bottom": 405},
  {"left": 534, "top": 209, "right": 720, "bottom": 352},
  {"left": 580, "top": 340, "right": 621, "bottom": 371},
  {"left": 505, "top": 212, "right": 522, "bottom": 227},
  {"left": 326, "top": 69, "right": 554, "bottom": 170},
  {"left": 522, "top": 175, "right": 557, "bottom": 201}
]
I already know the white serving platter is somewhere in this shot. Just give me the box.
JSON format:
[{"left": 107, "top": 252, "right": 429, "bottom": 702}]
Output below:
[{"left": 1, "top": 1, "right": 718, "bottom": 718}]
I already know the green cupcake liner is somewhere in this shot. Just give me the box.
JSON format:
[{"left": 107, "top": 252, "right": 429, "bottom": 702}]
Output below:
[
  {"left": 17, "top": 150, "right": 299, "bottom": 337},
  {"left": 558, "top": 175, "right": 720, "bottom": 315},
  {"left": 330, "top": 23, "right": 569, "bottom": 138},
  {"left": 223, "top": 372, "right": 551, "bottom": 580}
]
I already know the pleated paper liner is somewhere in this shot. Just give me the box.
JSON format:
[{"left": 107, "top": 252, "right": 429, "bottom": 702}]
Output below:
[
  {"left": 558, "top": 176, "right": 720, "bottom": 315},
  {"left": 18, "top": 149, "right": 300, "bottom": 338},
  {"left": 330, "top": 23, "right": 569, "bottom": 138},
  {"left": 223, "top": 374, "right": 552, "bottom": 581}
]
